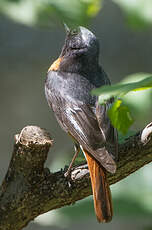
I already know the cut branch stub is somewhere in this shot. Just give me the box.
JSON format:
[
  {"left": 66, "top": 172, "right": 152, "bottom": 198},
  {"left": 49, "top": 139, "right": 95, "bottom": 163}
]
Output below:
[
  {"left": 0, "top": 126, "right": 53, "bottom": 230},
  {"left": 14, "top": 125, "right": 53, "bottom": 169}
]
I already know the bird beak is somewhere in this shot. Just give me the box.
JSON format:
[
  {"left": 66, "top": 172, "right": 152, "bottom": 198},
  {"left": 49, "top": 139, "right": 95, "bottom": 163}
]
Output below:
[{"left": 63, "top": 23, "right": 70, "bottom": 34}]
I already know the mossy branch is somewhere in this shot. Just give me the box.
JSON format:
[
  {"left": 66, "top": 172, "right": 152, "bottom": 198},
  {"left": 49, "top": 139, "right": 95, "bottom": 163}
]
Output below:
[{"left": 0, "top": 123, "right": 152, "bottom": 230}]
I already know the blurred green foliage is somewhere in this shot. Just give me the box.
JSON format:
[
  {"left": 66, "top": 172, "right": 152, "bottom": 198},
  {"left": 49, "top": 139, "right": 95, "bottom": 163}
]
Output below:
[
  {"left": 1, "top": 0, "right": 152, "bottom": 29},
  {"left": 113, "top": 0, "right": 152, "bottom": 29},
  {"left": 0, "top": 0, "right": 102, "bottom": 27}
]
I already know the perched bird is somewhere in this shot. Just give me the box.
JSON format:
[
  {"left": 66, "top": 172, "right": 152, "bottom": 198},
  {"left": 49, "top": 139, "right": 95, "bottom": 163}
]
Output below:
[{"left": 45, "top": 26, "right": 118, "bottom": 223}]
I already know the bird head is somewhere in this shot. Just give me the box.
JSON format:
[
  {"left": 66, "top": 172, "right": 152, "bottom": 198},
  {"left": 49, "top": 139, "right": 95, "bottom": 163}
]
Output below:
[{"left": 60, "top": 26, "right": 99, "bottom": 60}]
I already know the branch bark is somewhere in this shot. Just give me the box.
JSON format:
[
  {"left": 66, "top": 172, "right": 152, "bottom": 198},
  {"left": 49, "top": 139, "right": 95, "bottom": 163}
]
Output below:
[{"left": 0, "top": 123, "right": 152, "bottom": 230}]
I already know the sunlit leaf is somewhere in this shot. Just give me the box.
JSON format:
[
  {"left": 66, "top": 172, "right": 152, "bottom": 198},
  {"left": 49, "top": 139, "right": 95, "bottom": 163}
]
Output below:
[
  {"left": 122, "top": 73, "right": 152, "bottom": 125},
  {"left": 108, "top": 99, "right": 134, "bottom": 135},
  {"left": 92, "top": 74, "right": 152, "bottom": 104}
]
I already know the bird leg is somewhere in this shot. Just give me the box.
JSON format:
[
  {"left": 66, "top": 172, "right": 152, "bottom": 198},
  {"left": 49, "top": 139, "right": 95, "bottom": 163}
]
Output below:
[{"left": 64, "top": 143, "right": 80, "bottom": 177}]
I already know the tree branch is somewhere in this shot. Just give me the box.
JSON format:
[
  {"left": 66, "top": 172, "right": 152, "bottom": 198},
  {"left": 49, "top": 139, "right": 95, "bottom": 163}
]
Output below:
[{"left": 0, "top": 123, "right": 152, "bottom": 230}]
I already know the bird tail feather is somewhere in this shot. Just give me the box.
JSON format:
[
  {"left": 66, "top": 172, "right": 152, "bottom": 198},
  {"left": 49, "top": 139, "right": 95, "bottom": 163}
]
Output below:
[{"left": 82, "top": 148, "right": 113, "bottom": 222}]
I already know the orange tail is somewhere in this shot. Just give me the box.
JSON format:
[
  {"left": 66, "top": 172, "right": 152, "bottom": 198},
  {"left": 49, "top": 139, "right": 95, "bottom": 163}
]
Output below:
[{"left": 83, "top": 149, "right": 113, "bottom": 223}]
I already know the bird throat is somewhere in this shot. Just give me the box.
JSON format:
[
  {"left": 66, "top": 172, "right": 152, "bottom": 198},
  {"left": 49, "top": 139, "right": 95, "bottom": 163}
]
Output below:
[
  {"left": 48, "top": 55, "right": 99, "bottom": 78},
  {"left": 48, "top": 57, "right": 62, "bottom": 72}
]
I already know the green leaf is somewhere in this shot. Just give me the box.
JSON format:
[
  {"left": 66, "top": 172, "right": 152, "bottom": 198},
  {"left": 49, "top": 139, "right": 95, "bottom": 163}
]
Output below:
[
  {"left": 92, "top": 74, "right": 152, "bottom": 104},
  {"left": 121, "top": 73, "right": 152, "bottom": 125},
  {"left": 92, "top": 73, "right": 152, "bottom": 134},
  {"left": 108, "top": 99, "right": 134, "bottom": 135}
]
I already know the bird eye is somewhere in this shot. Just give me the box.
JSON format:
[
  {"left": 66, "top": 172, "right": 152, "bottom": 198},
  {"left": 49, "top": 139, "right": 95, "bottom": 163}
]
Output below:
[{"left": 70, "top": 28, "right": 79, "bottom": 35}]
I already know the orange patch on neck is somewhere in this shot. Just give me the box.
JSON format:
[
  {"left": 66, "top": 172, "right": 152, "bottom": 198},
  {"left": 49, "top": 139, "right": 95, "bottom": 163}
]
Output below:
[{"left": 48, "top": 57, "right": 62, "bottom": 72}]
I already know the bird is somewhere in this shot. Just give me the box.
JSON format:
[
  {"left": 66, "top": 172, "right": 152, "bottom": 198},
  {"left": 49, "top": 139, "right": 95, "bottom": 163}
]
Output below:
[{"left": 45, "top": 26, "right": 118, "bottom": 223}]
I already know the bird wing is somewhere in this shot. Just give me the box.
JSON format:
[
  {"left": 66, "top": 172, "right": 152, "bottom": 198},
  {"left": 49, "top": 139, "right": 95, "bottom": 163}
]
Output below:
[
  {"left": 61, "top": 99, "right": 117, "bottom": 173},
  {"left": 96, "top": 101, "right": 118, "bottom": 161}
]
